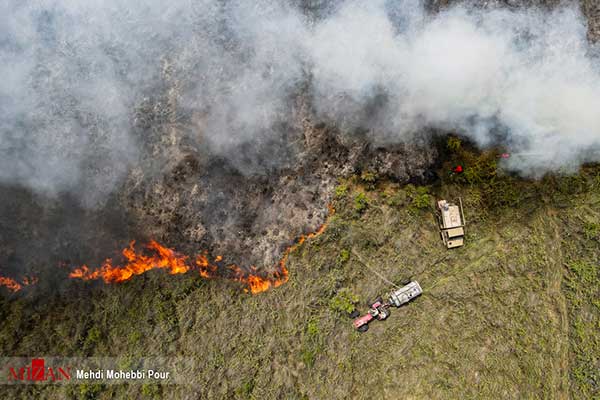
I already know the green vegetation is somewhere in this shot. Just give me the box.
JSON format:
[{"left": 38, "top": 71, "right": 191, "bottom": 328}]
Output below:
[
  {"left": 406, "top": 184, "right": 431, "bottom": 213},
  {"left": 336, "top": 249, "right": 350, "bottom": 266},
  {"left": 329, "top": 288, "right": 359, "bottom": 314},
  {"left": 301, "top": 318, "right": 324, "bottom": 368},
  {"left": 2, "top": 148, "right": 600, "bottom": 399},
  {"left": 583, "top": 221, "right": 600, "bottom": 240},
  {"left": 353, "top": 192, "right": 369, "bottom": 214},
  {"left": 561, "top": 206, "right": 600, "bottom": 399},
  {"left": 335, "top": 183, "right": 348, "bottom": 198},
  {"left": 360, "top": 170, "right": 378, "bottom": 190},
  {"left": 447, "top": 136, "right": 462, "bottom": 152}
]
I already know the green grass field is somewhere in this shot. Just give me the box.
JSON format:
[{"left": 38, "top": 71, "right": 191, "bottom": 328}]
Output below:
[{"left": 2, "top": 146, "right": 599, "bottom": 399}]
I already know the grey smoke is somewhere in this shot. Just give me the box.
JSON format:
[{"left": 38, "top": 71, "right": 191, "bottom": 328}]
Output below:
[
  {"left": 1, "top": 0, "right": 599, "bottom": 205},
  {"left": 309, "top": 1, "right": 600, "bottom": 175}
]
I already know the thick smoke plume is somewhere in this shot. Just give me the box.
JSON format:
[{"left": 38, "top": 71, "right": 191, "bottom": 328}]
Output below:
[
  {"left": 1, "top": 0, "right": 599, "bottom": 205},
  {"left": 309, "top": 1, "right": 600, "bottom": 175}
]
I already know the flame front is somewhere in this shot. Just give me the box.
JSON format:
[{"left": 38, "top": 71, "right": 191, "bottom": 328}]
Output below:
[
  {"left": 1, "top": 205, "right": 334, "bottom": 294},
  {"left": 68, "top": 240, "right": 293, "bottom": 294},
  {"left": 69, "top": 240, "right": 191, "bottom": 283}
]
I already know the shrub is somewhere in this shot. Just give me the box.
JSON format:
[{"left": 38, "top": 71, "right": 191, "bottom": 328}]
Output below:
[
  {"left": 236, "top": 379, "right": 255, "bottom": 397},
  {"left": 336, "top": 249, "right": 350, "bottom": 266},
  {"left": 335, "top": 183, "right": 348, "bottom": 198},
  {"left": 329, "top": 288, "right": 359, "bottom": 314},
  {"left": 85, "top": 326, "right": 101, "bottom": 348},
  {"left": 411, "top": 192, "right": 431, "bottom": 210},
  {"left": 360, "top": 171, "right": 378, "bottom": 190},
  {"left": 406, "top": 185, "right": 430, "bottom": 212},
  {"left": 354, "top": 192, "right": 369, "bottom": 214},
  {"left": 301, "top": 318, "right": 323, "bottom": 368},
  {"left": 567, "top": 261, "right": 597, "bottom": 285},
  {"left": 141, "top": 383, "right": 160, "bottom": 397}
]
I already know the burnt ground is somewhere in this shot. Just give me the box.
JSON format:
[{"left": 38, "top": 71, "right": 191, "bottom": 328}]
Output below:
[{"left": 120, "top": 76, "right": 437, "bottom": 270}]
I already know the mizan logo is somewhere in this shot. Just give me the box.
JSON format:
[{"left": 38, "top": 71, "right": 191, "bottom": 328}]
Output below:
[{"left": 8, "top": 358, "right": 71, "bottom": 382}]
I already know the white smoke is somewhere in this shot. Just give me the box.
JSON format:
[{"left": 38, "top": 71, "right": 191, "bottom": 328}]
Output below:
[
  {"left": 309, "top": 1, "right": 600, "bottom": 174},
  {"left": 1, "top": 0, "right": 599, "bottom": 204}
]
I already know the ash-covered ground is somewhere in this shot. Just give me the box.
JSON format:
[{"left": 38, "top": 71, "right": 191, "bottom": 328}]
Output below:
[{"left": 122, "top": 79, "right": 436, "bottom": 269}]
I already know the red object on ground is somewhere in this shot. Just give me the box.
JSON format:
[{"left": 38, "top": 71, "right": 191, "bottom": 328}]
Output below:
[
  {"left": 353, "top": 313, "right": 374, "bottom": 330},
  {"left": 499, "top": 153, "right": 510, "bottom": 158},
  {"left": 353, "top": 299, "right": 390, "bottom": 332},
  {"left": 453, "top": 165, "right": 463, "bottom": 173}
]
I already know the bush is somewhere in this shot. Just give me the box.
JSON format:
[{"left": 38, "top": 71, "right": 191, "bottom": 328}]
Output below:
[
  {"left": 236, "top": 379, "right": 255, "bottom": 397},
  {"left": 461, "top": 156, "right": 497, "bottom": 185},
  {"left": 567, "top": 261, "right": 597, "bottom": 285},
  {"left": 301, "top": 318, "right": 323, "bottom": 368},
  {"left": 354, "top": 192, "right": 369, "bottom": 214},
  {"left": 84, "top": 326, "right": 101, "bottom": 349},
  {"left": 336, "top": 249, "right": 350, "bottom": 266},
  {"left": 406, "top": 185, "right": 430, "bottom": 212},
  {"left": 412, "top": 192, "right": 430, "bottom": 210},
  {"left": 360, "top": 171, "right": 378, "bottom": 190},
  {"left": 335, "top": 183, "right": 348, "bottom": 198},
  {"left": 329, "top": 288, "right": 359, "bottom": 314},
  {"left": 141, "top": 383, "right": 160, "bottom": 397}
]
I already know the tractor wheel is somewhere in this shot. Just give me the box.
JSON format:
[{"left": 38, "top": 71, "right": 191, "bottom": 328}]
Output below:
[
  {"left": 349, "top": 310, "right": 360, "bottom": 319},
  {"left": 357, "top": 324, "right": 369, "bottom": 333}
]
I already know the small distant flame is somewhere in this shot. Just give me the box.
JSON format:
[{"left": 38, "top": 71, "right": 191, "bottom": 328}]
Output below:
[
  {"left": 0, "top": 276, "right": 21, "bottom": 292},
  {"left": 67, "top": 204, "right": 335, "bottom": 294},
  {"left": 0, "top": 275, "right": 38, "bottom": 293}
]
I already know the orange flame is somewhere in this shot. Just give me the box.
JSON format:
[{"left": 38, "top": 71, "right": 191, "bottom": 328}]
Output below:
[
  {"left": 0, "top": 276, "right": 22, "bottom": 292},
  {"left": 67, "top": 204, "right": 335, "bottom": 294},
  {"left": 0, "top": 275, "right": 38, "bottom": 292},
  {"left": 69, "top": 240, "right": 190, "bottom": 283}
]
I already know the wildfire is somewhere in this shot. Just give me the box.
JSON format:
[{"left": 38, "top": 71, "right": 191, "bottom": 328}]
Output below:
[
  {"left": 67, "top": 204, "right": 335, "bottom": 294},
  {"left": 0, "top": 206, "right": 334, "bottom": 294},
  {"left": 0, "top": 276, "right": 21, "bottom": 292},
  {"left": 0, "top": 275, "right": 38, "bottom": 293},
  {"left": 69, "top": 240, "right": 191, "bottom": 284}
]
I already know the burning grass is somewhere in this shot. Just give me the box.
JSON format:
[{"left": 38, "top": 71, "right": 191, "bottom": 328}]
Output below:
[
  {"left": 0, "top": 276, "right": 21, "bottom": 292},
  {"left": 65, "top": 205, "right": 335, "bottom": 294}
]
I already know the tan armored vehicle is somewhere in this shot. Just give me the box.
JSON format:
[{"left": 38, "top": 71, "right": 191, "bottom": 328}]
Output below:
[{"left": 437, "top": 199, "right": 465, "bottom": 249}]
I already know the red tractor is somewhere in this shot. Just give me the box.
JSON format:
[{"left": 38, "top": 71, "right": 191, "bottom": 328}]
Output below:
[{"left": 352, "top": 297, "right": 390, "bottom": 332}]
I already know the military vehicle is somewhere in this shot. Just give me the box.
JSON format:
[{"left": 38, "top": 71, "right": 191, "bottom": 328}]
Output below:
[{"left": 436, "top": 198, "right": 465, "bottom": 249}]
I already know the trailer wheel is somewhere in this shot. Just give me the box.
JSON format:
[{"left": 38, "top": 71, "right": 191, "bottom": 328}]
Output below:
[{"left": 357, "top": 324, "right": 369, "bottom": 333}]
